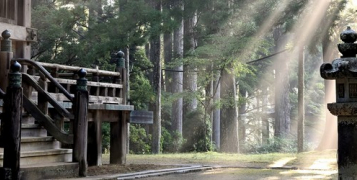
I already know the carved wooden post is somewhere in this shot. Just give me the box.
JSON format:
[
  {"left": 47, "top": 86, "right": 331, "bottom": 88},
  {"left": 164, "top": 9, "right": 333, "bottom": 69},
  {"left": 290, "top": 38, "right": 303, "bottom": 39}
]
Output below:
[
  {"left": 2, "top": 61, "right": 23, "bottom": 180},
  {"left": 110, "top": 50, "right": 127, "bottom": 164},
  {"left": 87, "top": 72, "right": 102, "bottom": 166},
  {"left": 0, "top": 30, "right": 13, "bottom": 92},
  {"left": 73, "top": 69, "right": 88, "bottom": 177}
]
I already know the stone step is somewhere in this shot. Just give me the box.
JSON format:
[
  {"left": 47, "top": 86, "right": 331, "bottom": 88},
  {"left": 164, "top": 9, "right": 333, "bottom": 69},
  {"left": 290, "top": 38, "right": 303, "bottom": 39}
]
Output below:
[
  {"left": 21, "top": 162, "right": 78, "bottom": 180},
  {"left": 0, "top": 149, "right": 72, "bottom": 166},
  {"left": 21, "top": 115, "right": 35, "bottom": 124},
  {"left": 0, "top": 123, "right": 47, "bottom": 137},
  {"left": 21, "top": 124, "right": 47, "bottom": 137},
  {"left": 0, "top": 136, "right": 58, "bottom": 153}
]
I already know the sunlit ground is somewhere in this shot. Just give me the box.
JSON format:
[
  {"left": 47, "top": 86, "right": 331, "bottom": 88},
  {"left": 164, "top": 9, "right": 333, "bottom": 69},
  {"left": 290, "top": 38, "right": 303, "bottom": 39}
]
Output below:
[
  {"left": 140, "top": 168, "right": 337, "bottom": 180},
  {"left": 102, "top": 150, "right": 337, "bottom": 179}
]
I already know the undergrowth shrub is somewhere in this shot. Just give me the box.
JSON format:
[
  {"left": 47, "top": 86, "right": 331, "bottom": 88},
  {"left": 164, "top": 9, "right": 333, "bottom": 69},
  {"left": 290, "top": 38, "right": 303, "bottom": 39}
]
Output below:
[
  {"left": 129, "top": 124, "right": 151, "bottom": 154},
  {"left": 243, "top": 136, "right": 297, "bottom": 153}
]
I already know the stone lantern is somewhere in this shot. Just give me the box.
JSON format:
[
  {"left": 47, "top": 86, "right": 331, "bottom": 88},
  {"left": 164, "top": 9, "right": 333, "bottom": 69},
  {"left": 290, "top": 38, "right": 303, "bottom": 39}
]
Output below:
[{"left": 321, "top": 26, "right": 357, "bottom": 179}]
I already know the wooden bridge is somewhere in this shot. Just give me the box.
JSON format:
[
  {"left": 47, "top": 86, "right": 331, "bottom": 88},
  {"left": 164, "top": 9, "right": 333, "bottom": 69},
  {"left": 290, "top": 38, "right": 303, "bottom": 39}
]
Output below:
[
  {"left": 0, "top": 2, "right": 135, "bottom": 179},
  {"left": 0, "top": 32, "right": 133, "bottom": 179}
]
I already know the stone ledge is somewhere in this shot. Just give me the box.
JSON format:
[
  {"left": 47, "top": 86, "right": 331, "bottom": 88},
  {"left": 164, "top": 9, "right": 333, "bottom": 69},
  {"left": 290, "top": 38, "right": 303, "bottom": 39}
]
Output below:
[{"left": 328, "top": 102, "right": 357, "bottom": 116}]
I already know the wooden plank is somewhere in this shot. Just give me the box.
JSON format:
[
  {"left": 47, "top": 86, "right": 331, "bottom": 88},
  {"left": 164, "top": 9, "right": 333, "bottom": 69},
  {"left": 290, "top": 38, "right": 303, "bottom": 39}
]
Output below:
[
  {"left": 0, "top": 22, "right": 27, "bottom": 41},
  {"left": 33, "top": 76, "right": 124, "bottom": 88},
  {"left": 88, "top": 94, "right": 122, "bottom": 104},
  {"left": 88, "top": 104, "right": 134, "bottom": 111},
  {"left": 23, "top": 0, "right": 31, "bottom": 27},
  {"left": 31, "top": 92, "right": 123, "bottom": 104},
  {"left": 130, "top": 110, "right": 153, "bottom": 124}
]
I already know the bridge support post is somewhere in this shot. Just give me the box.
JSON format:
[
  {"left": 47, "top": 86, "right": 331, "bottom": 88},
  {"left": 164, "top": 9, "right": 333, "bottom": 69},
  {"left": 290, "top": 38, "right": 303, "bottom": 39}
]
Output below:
[
  {"left": 110, "top": 111, "right": 127, "bottom": 164},
  {"left": 87, "top": 110, "right": 102, "bottom": 166},
  {"left": 0, "top": 30, "right": 13, "bottom": 92},
  {"left": 110, "top": 50, "right": 127, "bottom": 164},
  {"left": 73, "top": 69, "right": 88, "bottom": 177},
  {"left": 2, "top": 62, "right": 23, "bottom": 180}
]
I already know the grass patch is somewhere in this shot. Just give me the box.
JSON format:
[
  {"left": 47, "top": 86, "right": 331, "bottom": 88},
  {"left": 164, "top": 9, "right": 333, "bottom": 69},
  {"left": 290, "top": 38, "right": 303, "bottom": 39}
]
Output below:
[
  {"left": 103, "top": 150, "right": 337, "bottom": 168},
  {"left": 126, "top": 152, "right": 296, "bottom": 165}
]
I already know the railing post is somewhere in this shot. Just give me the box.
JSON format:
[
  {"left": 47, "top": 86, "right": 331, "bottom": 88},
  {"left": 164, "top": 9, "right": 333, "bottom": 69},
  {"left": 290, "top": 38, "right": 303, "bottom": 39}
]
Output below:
[
  {"left": 73, "top": 69, "right": 88, "bottom": 177},
  {"left": 2, "top": 61, "right": 23, "bottom": 180},
  {"left": 116, "top": 50, "right": 127, "bottom": 103},
  {"left": 110, "top": 50, "right": 127, "bottom": 164},
  {"left": 0, "top": 30, "right": 13, "bottom": 92}
]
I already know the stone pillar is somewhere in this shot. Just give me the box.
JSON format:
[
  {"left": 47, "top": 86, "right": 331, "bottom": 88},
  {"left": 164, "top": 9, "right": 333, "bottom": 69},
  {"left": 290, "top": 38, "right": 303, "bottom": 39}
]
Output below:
[{"left": 320, "top": 26, "right": 357, "bottom": 179}]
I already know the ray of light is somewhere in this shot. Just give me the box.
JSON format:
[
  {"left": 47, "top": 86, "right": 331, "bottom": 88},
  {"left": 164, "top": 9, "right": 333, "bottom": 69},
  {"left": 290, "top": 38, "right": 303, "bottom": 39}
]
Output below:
[{"left": 267, "top": 157, "right": 296, "bottom": 168}]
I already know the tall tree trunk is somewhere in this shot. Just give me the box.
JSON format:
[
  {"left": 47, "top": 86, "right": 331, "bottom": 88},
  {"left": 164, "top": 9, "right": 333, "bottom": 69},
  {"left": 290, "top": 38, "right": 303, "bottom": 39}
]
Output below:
[
  {"left": 220, "top": 67, "right": 239, "bottom": 153},
  {"left": 273, "top": 27, "right": 291, "bottom": 138},
  {"left": 238, "top": 89, "right": 246, "bottom": 152},
  {"left": 297, "top": 45, "right": 305, "bottom": 153},
  {"left": 145, "top": 43, "right": 150, "bottom": 61},
  {"left": 164, "top": 0, "right": 173, "bottom": 93},
  {"left": 204, "top": 64, "right": 213, "bottom": 151},
  {"left": 164, "top": 32, "right": 173, "bottom": 92},
  {"left": 171, "top": 0, "right": 184, "bottom": 139},
  {"left": 150, "top": 1, "right": 162, "bottom": 154},
  {"left": 261, "top": 87, "right": 269, "bottom": 144},
  {"left": 183, "top": 11, "right": 198, "bottom": 112},
  {"left": 256, "top": 90, "right": 262, "bottom": 145},
  {"left": 212, "top": 74, "right": 220, "bottom": 150}
]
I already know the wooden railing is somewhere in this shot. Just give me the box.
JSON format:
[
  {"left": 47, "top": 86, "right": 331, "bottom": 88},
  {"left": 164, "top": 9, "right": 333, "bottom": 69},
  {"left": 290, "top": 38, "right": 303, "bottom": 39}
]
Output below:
[{"left": 21, "top": 60, "right": 126, "bottom": 106}]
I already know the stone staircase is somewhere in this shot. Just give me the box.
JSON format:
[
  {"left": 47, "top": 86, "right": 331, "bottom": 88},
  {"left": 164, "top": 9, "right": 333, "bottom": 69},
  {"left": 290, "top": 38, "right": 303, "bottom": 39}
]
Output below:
[{"left": 0, "top": 116, "right": 78, "bottom": 180}]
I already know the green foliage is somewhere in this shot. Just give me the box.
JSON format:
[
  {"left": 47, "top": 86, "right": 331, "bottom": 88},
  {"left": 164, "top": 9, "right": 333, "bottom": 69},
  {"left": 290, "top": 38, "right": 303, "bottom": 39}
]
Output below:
[
  {"left": 181, "top": 107, "right": 212, "bottom": 152},
  {"left": 129, "top": 124, "right": 151, "bottom": 154},
  {"left": 161, "top": 127, "right": 185, "bottom": 153},
  {"left": 129, "top": 48, "right": 154, "bottom": 109},
  {"left": 102, "top": 122, "right": 110, "bottom": 153},
  {"left": 32, "top": 0, "right": 171, "bottom": 66},
  {"left": 243, "top": 137, "right": 297, "bottom": 154}
]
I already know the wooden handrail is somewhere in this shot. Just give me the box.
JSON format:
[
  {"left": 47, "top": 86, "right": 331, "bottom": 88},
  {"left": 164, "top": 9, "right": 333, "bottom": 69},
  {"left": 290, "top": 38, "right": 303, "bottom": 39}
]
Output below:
[
  {"left": 22, "top": 74, "right": 74, "bottom": 119},
  {"left": 13, "top": 58, "right": 74, "bottom": 102},
  {"left": 38, "top": 62, "right": 121, "bottom": 77},
  {"left": 23, "top": 96, "right": 73, "bottom": 144}
]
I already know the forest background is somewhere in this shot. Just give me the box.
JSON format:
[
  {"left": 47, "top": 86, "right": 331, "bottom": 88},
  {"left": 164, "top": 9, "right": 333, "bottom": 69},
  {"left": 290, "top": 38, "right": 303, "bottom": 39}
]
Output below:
[{"left": 30, "top": 0, "right": 354, "bottom": 154}]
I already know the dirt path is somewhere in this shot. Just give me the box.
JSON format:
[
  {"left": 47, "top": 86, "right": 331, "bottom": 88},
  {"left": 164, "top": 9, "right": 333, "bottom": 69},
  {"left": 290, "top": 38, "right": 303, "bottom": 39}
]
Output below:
[{"left": 141, "top": 168, "right": 337, "bottom": 180}]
